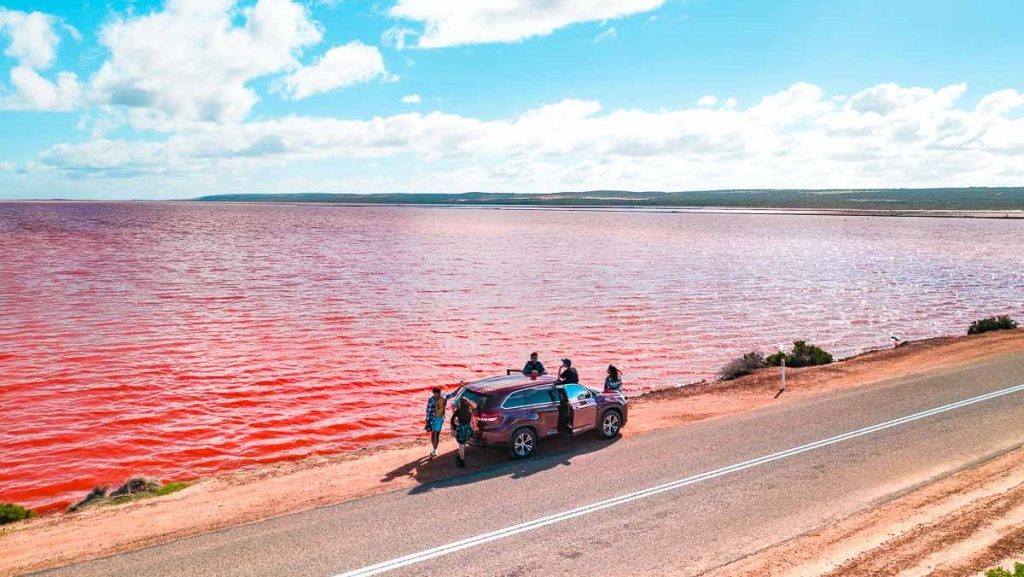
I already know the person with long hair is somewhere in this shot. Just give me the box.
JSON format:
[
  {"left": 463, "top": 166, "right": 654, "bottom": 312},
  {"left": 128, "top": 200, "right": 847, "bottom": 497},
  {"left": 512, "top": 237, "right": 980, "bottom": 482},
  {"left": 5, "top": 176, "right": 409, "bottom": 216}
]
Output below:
[
  {"left": 604, "top": 365, "right": 623, "bottom": 392},
  {"left": 453, "top": 397, "right": 473, "bottom": 467}
]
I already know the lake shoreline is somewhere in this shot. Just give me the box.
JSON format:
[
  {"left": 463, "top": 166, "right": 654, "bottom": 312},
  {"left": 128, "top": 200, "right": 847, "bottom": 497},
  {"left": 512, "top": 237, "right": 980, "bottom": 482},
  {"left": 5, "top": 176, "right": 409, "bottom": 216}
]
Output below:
[
  {"left": 5, "top": 200, "right": 1024, "bottom": 219},
  {"left": 3, "top": 328, "right": 1022, "bottom": 577}
]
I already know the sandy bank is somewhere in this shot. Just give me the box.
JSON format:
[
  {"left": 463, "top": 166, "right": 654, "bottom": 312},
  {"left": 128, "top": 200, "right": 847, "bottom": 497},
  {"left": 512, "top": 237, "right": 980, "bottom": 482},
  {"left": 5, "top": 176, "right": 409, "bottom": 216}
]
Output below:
[
  {"left": 701, "top": 441, "right": 1024, "bottom": 577},
  {"left": 2, "top": 329, "right": 1023, "bottom": 577}
]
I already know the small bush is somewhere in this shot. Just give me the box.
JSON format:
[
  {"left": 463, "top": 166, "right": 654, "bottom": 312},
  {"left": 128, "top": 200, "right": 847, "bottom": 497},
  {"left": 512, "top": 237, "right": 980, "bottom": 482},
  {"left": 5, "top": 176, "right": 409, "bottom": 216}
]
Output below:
[
  {"left": 0, "top": 503, "right": 37, "bottom": 525},
  {"left": 69, "top": 486, "right": 109, "bottom": 512},
  {"left": 968, "top": 315, "right": 1018, "bottom": 335},
  {"left": 986, "top": 561, "right": 1024, "bottom": 577},
  {"left": 718, "top": 351, "right": 766, "bottom": 380},
  {"left": 766, "top": 340, "right": 834, "bottom": 368},
  {"left": 68, "top": 478, "right": 192, "bottom": 512}
]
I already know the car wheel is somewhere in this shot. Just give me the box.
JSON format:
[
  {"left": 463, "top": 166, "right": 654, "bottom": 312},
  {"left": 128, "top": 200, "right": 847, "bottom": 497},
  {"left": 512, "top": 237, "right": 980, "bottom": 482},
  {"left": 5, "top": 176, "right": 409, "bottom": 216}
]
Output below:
[
  {"left": 599, "top": 410, "right": 622, "bottom": 439},
  {"left": 509, "top": 427, "right": 537, "bottom": 459}
]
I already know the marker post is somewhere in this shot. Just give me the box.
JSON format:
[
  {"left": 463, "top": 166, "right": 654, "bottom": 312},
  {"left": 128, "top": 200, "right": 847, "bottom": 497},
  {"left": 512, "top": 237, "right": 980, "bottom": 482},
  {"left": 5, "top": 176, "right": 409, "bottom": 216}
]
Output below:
[{"left": 774, "top": 355, "right": 787, "bottom": 399}]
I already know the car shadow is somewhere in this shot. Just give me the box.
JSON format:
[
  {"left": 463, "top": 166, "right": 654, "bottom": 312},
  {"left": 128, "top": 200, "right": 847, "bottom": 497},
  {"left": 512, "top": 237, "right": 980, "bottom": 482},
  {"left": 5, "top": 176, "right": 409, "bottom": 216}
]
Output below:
[{"left": 381, "top": 433, "right": 622, "bottom": 496}]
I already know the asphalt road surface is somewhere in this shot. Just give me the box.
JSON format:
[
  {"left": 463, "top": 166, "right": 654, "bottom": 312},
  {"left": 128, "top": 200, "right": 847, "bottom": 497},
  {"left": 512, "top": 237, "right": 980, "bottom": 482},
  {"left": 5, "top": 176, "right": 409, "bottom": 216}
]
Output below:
[{"left": 35, "top": 353, "right": 1024, "bottom": 577}]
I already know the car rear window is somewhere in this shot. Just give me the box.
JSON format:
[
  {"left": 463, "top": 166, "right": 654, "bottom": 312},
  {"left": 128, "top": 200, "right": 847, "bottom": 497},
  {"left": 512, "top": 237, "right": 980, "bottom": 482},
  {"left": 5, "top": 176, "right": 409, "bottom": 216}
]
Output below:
[{"left": 461, "top": 388, "right": 492, "bottom": 411}]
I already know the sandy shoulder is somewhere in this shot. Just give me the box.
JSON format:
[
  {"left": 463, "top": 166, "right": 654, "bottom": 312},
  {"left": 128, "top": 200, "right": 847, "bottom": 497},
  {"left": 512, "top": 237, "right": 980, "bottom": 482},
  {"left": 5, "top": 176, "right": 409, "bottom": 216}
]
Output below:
[
  {"left": 700, "top": 439, "right": 1024, "bottom": 577},
  {"left": 2, "top": 329, "right": 1023, "bottom": 577}
]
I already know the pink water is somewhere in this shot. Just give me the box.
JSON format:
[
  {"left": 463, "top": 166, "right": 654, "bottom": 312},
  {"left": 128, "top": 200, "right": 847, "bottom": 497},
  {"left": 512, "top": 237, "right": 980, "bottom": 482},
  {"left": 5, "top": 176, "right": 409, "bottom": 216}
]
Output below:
[{"left": 1, "top": 202, "right": 1022, "bottom": 511}]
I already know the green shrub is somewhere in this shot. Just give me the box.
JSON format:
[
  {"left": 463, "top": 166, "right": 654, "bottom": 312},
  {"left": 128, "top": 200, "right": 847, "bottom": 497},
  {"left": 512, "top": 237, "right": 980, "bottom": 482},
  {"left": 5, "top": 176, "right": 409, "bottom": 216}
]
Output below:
[
  {"left": 968, "top": 315, "right": 1018, "bottom": 335},
  {"left": 68, "top": 478, "right": 193, "bottom": 511},
  {"left": 718, "top": 351, "right": 766, "bottom": 380},
  {"left": 766, "top": 340, "right": 834, "bottom": 368},
  {"left": 986, "top": 561, "right": 1024, "bottom": 577},
  {"left": 154, "top": 481, "right": 192, "bottom": 496},
  {"left": 0, "top": 503, "right": 37, "bottom": 525}
]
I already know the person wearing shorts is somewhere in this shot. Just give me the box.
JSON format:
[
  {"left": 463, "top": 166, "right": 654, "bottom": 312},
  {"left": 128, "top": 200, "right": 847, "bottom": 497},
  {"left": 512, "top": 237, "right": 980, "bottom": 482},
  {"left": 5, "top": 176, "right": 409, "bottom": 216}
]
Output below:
[{"left": 425, "top": 387, "right": 455, "bottom": 457}]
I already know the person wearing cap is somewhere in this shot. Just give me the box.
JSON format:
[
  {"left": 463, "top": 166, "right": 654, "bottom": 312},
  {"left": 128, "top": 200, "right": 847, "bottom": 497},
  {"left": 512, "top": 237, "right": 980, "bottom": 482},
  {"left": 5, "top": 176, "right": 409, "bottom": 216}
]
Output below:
[
  {"left": 522, "top": 352, "right": 546, "bottom": 377},
  {"left": 556, "top": 358, "right": 579, "bottom": 384},
  {"left": 554, "top": 358, "right": 577, "bottom": 434}
]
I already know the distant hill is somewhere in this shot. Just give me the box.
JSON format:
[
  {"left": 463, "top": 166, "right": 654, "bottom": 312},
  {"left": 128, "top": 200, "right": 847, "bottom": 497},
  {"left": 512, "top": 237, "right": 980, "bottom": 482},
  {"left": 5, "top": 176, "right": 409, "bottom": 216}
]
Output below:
[{"left": 196, "top": 188, "right": 1024, "bottom": 211}]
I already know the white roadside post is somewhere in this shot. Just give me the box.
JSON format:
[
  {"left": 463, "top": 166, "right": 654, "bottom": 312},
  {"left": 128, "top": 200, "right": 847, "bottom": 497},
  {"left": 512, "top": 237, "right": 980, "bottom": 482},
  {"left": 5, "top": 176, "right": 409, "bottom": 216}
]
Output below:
[
  {"left": 780, "top": 357, "right": 786, "bottom": 391},
  {"left": 774, "top": 345, "right": 787, "bottom": 399}
]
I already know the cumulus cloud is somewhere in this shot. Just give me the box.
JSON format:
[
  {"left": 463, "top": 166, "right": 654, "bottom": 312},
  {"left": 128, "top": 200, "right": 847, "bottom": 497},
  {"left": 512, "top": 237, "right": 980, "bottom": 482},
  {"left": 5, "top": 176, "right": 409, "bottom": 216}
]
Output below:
[
  {"left": 279, "top": 42, "right": 387, "bottom": 100},
  {"left": 90, "top": 0, "right": 323, "bottom": 123},
  {"left": 696, "top": 95, "right": 717, "bottom": 107},
  {"left": 0, "top": 6, "right": 83, "bottom": 111},
  {"left": 32, "top": 82, "right": 1024, "bottom": 189},
  {"left": 4, "top": 65, "right": 81, "bottom": 110},
  {"left": 388, "top": 0, "right": 664, "bottom": 48},
  {"left": 0, "top": 7, "right": 60, "bottom": 68},
  {"left": 401, "top": 94, "right": 421, "bottom": 104}
]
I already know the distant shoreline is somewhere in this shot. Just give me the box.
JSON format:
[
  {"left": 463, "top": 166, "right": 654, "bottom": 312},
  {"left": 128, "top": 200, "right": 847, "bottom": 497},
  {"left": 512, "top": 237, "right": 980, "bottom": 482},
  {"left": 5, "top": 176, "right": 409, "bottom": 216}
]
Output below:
[
  {"left": 5, "top": 198, "right": 1023, "bottom": 219},
  {"left": 192, "top": 188, "right": 1024, "bottom": 213},
  {"left": 192, "top": 202, "right": 1024, "bottom": 220}
]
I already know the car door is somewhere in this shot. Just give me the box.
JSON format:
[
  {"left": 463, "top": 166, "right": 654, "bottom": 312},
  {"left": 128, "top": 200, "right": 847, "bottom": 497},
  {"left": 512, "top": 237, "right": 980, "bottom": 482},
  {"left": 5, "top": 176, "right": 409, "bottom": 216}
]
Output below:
[
  {"left": 524, "top": 386, "right": 560, "bottom": 437},
  {"left": 564, "top": 384, "right": 598, "bottom": 432}
]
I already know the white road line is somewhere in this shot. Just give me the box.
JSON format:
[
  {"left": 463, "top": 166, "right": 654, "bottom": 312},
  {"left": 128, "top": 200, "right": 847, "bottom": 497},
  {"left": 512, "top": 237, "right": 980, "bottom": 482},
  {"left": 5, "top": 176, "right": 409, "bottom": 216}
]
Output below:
[{"left": 335, "top": 382, "right": 1024, "bottom": 577}]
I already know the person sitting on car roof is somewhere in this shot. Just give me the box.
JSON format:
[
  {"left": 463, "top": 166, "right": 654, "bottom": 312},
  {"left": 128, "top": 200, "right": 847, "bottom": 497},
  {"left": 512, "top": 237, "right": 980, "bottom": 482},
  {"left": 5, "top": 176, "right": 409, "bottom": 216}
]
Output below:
[
  {"left": 556, "top": 358, "right": 578, "bottom": 384},
  {"left": 522, "top": 352, "right": 546, "bottom": 376}
]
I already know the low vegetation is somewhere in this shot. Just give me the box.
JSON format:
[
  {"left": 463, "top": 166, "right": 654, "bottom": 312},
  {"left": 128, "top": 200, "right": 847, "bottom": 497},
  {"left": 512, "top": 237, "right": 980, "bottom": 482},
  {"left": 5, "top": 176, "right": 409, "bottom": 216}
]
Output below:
[
  {"left": 968, "top": 315, "right": 1019, "bottom": 335},
  {"left": 0, "top": 503, "right": 37, "bottom": 525},
  {"left": 718, "top": 351, "right": 766, "bottom": 380},
  {"left": 766, "top": 340, "right": 834, "bottom": 368},
  {"left": 69, "top": 476, "right": 192, "bottom": 512},
  {"left": 986, "top": 561, "right": 1024, "bottom": 577}
]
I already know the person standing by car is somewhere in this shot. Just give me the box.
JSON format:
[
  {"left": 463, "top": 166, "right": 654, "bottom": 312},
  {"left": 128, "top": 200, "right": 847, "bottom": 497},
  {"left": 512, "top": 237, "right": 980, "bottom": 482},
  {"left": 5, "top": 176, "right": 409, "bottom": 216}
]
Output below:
[
  {"left": 604, "top": 365, "right": 623, "bottom": 392},
  {"left": 453, "top": 397, "right": 473, "bottom": 467},
  {"left": 554, "top": 358, "right": 578, "bottom": 434},
  {"left": 425, "top": 387, "right": 455, "bottom": 457},
  {"left": 556, "top": 358, "right": 578, "bottom": 384},
  {"left": 522, "top": 352, "right": 546, "bottom": 376}
]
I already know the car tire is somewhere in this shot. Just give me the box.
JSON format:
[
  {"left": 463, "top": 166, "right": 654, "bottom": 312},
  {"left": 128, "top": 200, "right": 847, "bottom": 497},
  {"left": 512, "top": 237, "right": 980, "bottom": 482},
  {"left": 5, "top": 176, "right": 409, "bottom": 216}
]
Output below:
[
  {"left": 509, "top": 427, "right": 537, "bottom": 459},
  {"left": 598, "top": 410, "right": 622, "bottom": 439}
]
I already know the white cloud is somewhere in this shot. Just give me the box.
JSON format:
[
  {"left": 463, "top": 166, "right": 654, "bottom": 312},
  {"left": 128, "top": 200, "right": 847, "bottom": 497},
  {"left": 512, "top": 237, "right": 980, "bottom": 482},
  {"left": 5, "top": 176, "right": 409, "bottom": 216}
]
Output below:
[
  {"left": 0, "top": 7, "right": 83, "bottom": 111},
  {"left": 594, "top": 27, "right": 617, "bottom": 43},
  {"left": 381, "top": 26, "right": 416, "bottom": 50},
  {"left": 0, "top": 7, "right": 60, "bottom": 68},
  {"left": 90, "top": 0, "right": 323, "bottom": 123},
  {"left": 4, "top": 65, "right": 81, "bottom": 110},
  {"left": 31, "top": 82, "right": 1024, "bottom": 191},
  {"left": 388, "top": 0, "right": 664, "bottom": 48},
  {"left": 976, "top": 89, "right": 1024, "bottom": 116},
  {"left": 279, "top": 42, "right": 387, "bottom": 100},
  {"left": 696, "top": 95, "right": 717, "bottom": 107},
  {"left": 401, "top": 94, "right": 422, "bottom": 104}
]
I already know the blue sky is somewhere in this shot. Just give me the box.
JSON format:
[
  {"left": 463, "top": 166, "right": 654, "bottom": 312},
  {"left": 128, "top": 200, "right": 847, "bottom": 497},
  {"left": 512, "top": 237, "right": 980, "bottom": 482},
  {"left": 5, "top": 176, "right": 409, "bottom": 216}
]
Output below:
[{"left": 1, "top": 0, "right": 1023, "bottom": 199}]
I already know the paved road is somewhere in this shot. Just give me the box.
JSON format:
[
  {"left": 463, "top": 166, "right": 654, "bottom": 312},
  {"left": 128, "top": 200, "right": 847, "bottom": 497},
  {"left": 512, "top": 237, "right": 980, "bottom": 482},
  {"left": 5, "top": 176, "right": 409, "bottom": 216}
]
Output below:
[{"left": 35, "top": 353, "right": 1024, "bottom": 577}]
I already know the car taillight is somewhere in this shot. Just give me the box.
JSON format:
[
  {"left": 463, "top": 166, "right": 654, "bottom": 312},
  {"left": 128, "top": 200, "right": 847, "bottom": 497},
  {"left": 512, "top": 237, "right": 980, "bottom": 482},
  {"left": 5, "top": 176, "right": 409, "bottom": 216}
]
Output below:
[{"left": 477, "top": 412, "right": 502, "bottom": 427}]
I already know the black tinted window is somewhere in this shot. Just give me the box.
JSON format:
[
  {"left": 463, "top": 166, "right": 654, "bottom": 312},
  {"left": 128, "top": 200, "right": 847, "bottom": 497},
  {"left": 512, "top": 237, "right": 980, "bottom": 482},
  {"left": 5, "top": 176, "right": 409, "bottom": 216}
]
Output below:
[
  {"left": 503, "top": 391, "right": 528, "bottom": 408},
  {"left": 461, "top": 389, "right": 489, "bottom": 410},
  {"left": 525, "top": 388, "right": 554, "bottom": 406},
  {"left": 564, "top": 384, "right": 590, "bottom": 401}
]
